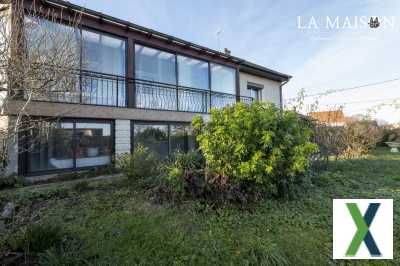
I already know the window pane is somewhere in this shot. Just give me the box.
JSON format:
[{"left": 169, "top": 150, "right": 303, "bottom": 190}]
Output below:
[
  {"left": 177, "top": 56, "right": 209, "bottom": 90},
  {"left": 170, "top": 124, "right": 186, "bottom": 154},
  {"left": 82, "top": 30, "right": 126, "bottom": 76},
  {"left": 25, "top": 17, "right": 81, "bottom": 103},
  {"left": 135, "top": 45, "right": 176, "bottom": 84},
  {"left": 185, "top": 126, "right": 197, "bottom": 151},
  {"left": 82, "top": 30, "right": 126, "bottom": 106},
  {"left": 28, "top": 122, "right": 74, "bottom": 172},
  {"left": 210, "top": 64, "right": 236, "bottom": 94},
  {"left": 134, "top": 124, "right": 169, "bottom": 158},
  {"left": 249, "top": 88, "right": 259, "bottom": 100},
  {"left": 75, "top": 122, "right": 112, "bottom": 167}
]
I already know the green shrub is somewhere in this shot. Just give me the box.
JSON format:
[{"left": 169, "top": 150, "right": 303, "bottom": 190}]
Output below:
[
  {"left": 162, "top": 150, "right": 205, "bottom": 199},
  {"left": 9, "top": 223, "right": 64, "bottom": 254},
  {"left": 192, "top": 101, "right": 317, "bottom": 198},
  {"left": 116, "top": 145, "right": 160, "bottom": 188},
  {"left": 341, "top": 120, "right": 382, "bottom": 158},
  {"left": 37, "top": 237, "right": 88, "bottom": 266},
  {"left": 0, "top": 173, "right": 24, "bottom": 190},
  {"left": 72, "top": 180, "right": 91, "bottom": 192}
]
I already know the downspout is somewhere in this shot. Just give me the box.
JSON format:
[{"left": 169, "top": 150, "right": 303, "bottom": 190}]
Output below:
[{"left": 279, "top": 80, "right": 289, "bottom": 110}]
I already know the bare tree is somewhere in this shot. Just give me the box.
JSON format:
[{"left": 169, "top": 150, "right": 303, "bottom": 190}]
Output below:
[{"left": 0, "top": 0, "right": 81, "bottom": 172}]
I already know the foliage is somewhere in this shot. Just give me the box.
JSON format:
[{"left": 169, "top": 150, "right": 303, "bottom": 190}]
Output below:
[
  {"left": 0, "top": 1, "right": 82, "bottom": 172},
  {"left": 2, "top": 148, "right": 399, "bottom": 265},
  {"left": 116, "top": 145, "right": 160, "bottom": 188},
  {"left": 192, "top": 101, "right": 317, "bottom": 198},
  {"left": 341, "top": 120, "right": 382, "bottom": 158},
  {"left": 37, "top": 237, "right": 89, "bottom": 266},
  {"left": 72, "top": 180, "right": 91, "bottom": 193},
  {"left": 378, "top": 125, "right": 400, "bottom": 146},
  {"left": 310, "top": 122, "right": 347, "bottom": 168},
  {"left": 159, "top": 150, "right": 205, "bottom": 200},
  {"left": 310, "top": 119, "right": 384, "bottom": 167},
  {"left": 9, "top": 223, "right": 65, "bottom": 254},
  {"left": 0, "top": 173, "right": 24, "bottom": 190}
]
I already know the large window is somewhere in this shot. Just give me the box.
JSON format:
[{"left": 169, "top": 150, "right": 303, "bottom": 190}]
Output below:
[
  {"left": 177, "top": 55, "right": 209, "bottom": 112},
  {"left": 133, "top": 123, "right": 169, "bottom": 158},
  {"left": 28, "top": 122, "right": 74, "bottom": 172},
  {"left": 210, "top": 63, "right": 236, "bottom": 94},
  {"left": 135, "top": 45, "right": 176, "bottom": 84},
  {"left": 25, "top": 17, "right": 81, "bottom": 103},
  {"left": 177, "top": 55, "right": 209, "bottom": 90},
  {"left": 210, "top": 63, "right": 236, "bottom": 109},
  {"left": 133, "top": 122, "right": 196, "bottom": 158},
  {"left": 75, "top": 122, "right": 112, "bottom": 167},
  {"left": 82, "top": 30, "right": 126, "bottom": 106},
  {"left": 26, "top": 120, "right": 113, "bottom": 174}
]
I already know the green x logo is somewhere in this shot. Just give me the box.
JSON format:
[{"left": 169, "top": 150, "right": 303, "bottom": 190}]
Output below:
[{"left": 346, "top": 203, "right": 381, "bottom": 257}]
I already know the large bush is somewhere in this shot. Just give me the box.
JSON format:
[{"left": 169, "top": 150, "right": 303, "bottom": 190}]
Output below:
[
  {"left": 310, "top": 119, "right": 383, "bottom": 164},
  {"left": 341, "top": 120, "right": 382, "bottom": 158},
  {"left": 158, "top": 150, "right": 205, "bottom": 201},
  {"left": 116, "top": 145, "right": 160, "bottom": 188},
  {"left": 192, "top": 101, "right": 317, "bottom": 198}
]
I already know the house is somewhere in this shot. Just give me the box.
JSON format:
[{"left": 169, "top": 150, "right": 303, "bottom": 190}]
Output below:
[
  {"left": 309, "top": 109, "right": 346, "bottom": 126},
  {"left": 3, "top": 0, "right": 291, "bottom": 177}
]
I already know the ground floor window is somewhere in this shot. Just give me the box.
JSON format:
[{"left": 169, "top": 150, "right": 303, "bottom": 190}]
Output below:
[
  {"left": 132, "top": 122, "right": 196, "bottom": 158},
  {"left": 26, "top": 119, "right": 113, "bottom": 174}
]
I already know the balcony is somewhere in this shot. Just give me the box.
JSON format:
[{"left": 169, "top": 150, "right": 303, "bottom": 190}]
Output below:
[{"left": 32, "top": 70, "right": 253, "bottom": 113}]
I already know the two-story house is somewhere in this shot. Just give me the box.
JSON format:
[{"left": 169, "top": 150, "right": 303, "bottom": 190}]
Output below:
[{"left": 4, "top": 0, "right": 291, "bottom": 177}]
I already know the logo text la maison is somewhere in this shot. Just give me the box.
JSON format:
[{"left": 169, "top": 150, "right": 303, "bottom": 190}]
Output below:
[{"left": 297, "top": 16, "right": 395, "bottom": 29}]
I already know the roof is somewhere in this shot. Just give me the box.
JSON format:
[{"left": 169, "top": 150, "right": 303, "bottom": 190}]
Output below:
[
  {"left": 309, "top": 110, "right": 346, "bottom": 124},
  {"left": 44, "top": 0, "right": 292, "bottom": 82}
]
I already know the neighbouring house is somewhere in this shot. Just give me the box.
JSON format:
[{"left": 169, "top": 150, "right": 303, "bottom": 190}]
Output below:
[
  {"left": 309, "top": 109, "right": 346, "bottom": 127},
  {"left": 3, "top": 0, "right": 291, "bottom": 177}
]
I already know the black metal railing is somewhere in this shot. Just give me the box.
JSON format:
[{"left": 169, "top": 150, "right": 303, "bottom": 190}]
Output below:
[{"left": 32, "top": 70, "right": 253, "bottom": 113}]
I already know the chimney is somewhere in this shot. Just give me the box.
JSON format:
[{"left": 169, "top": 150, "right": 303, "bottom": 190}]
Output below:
[{"left": 224, "top": 48, "right": 231, "bottom": 55}]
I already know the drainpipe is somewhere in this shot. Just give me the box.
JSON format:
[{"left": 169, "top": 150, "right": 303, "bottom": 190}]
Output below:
[{"left": 279, "top": 80, "right": 289, "bottom": 110}]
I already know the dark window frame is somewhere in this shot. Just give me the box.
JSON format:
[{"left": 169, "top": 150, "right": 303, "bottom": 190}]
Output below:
[{"left": 20, "top": 118, "right": 115, "bottom": 176}]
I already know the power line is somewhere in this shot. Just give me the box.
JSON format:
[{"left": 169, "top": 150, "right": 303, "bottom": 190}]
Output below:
[
  {"left": 318, "top": 97, "right": 400, "bottom": 106},
  {"left": 286, "top": 77, "right": 400, "bottom": 100}
]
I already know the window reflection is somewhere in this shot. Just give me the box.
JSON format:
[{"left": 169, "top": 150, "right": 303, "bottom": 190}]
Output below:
[
  {"left": 177, "top": 55, "right": 209, "bottom": 90},
  {"left": 28, "top": 122, "right": 74, "bottom": 172},
  {"left": 82, "top": 30, "right": 126, "bottom": 106},
  {"left": 210, "top": 63, "right": 236, "bottom": 95},
  {"left": 75, "top": 123, "right": 112, "bottom": 167},
  {"left": 27, "top": 120, "right": 113, "bottom": 173},
  {"left": 170, "top": 124, "right": 186, "bottom": 154},
  {"left": 135, "top": 45, "right": 176, "bottom": 84},
  {"left": 133, "top": 123, "right": 196, "bottom": 158},
  {"left": 134, "top": 124, "right": 169, "bottom": 158}
]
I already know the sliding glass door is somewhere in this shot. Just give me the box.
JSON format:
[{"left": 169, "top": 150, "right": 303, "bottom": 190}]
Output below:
[{"left": 26, "top": 120, "right": 113, "bottom": 174}]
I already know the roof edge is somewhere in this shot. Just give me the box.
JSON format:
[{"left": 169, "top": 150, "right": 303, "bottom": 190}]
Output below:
[{"left": 44, "top": 0, "right": 292, "bottom": 82}]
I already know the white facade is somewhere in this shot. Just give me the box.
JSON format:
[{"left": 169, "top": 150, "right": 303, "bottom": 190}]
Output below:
[{"left": 239, "top": 72, "right": 282, "bottom": 107}]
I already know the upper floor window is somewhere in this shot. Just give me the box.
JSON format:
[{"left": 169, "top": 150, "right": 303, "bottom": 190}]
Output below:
[
  {"left": 135, "top": 45, "right": 176, "bottom": 84},
  {"left": 210, "top": 63, "right": 236, "bottom": 95},
  {"left": 82, "top": 30, "right": 126, "bottom": 76},
  {"left": 247, "top": 84, "right": 262, "bottom": 101},
  {"left": 177, "top": 55, "right": 209, "bottom": 90}
]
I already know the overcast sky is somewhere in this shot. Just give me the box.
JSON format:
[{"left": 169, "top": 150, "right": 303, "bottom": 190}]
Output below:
[{"left": 70, "top": 0, "right": 400, "bottom": 123}]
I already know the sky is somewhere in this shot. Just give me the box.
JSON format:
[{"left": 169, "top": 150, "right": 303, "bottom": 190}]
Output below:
[{"left": 70, "top": 0, "right": 400, "bottom": 123}]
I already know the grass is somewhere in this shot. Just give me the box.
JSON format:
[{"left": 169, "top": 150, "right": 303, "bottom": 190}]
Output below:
[{"left": 1, "top": 148, "right": 400, "bottom": 265}]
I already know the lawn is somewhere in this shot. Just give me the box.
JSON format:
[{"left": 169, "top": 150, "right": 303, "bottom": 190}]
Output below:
[{"left": 1, "top": 148, "right": 399, "bottom": 265}]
